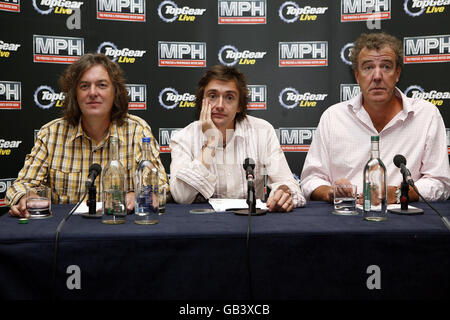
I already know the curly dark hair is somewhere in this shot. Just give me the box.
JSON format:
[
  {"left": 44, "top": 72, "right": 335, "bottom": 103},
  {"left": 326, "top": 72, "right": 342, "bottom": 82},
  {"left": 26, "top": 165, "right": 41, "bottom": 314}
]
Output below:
[
  {"left": 350, "top": 32, "right": 403, "bottom": 70},
  {"left": 58, "top": 53, "right": 129, "bottom": 126},
  {"left": 195, "top": 65, "right": 249, "bottom": 122}
]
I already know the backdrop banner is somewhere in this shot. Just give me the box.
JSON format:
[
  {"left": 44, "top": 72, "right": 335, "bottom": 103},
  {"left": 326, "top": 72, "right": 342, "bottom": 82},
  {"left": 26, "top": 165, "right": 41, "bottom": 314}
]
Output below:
[{"left": 1, "top": 1, "right": 449, "bottom": 210}]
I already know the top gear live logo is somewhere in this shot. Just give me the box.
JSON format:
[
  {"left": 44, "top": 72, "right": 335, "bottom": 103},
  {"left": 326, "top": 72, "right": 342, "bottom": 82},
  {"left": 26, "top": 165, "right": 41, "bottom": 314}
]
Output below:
[
  {"left": 403, "top": 0, "right": 449, "bottom": 16},
  {"left": 32, "top": 0, "right": 84, "bottom": 15},
  {"left": 158, "top": 1, "right": 206, "bottom": 22},
  {"left": 218, "top": 45, "right": 267, "bottom": 66},
  {"left": 278, "top": 1, "right": 328, "bottom": 23}
]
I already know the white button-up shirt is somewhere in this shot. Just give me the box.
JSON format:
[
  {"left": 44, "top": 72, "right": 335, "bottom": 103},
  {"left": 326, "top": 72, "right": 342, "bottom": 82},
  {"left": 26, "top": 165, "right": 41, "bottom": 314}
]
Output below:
[
  {"left": 300, "top": 88, "right": 450, "bottom": 201},
  {"left": 170, "top": 115, "right": 306, "bottom": 207}
]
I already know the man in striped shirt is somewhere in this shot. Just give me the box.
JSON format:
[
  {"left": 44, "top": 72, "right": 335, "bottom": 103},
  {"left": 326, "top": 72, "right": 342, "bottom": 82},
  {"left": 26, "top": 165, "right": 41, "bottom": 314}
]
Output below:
[
  {"left": 300, "top": 32, "right": 450, "bottom": 203},
  {"left": 169, "top": 65, "right": 305, "bottom": 211},
  {"left": 7, "top": 53, "right": 167, "bottom": 218}
]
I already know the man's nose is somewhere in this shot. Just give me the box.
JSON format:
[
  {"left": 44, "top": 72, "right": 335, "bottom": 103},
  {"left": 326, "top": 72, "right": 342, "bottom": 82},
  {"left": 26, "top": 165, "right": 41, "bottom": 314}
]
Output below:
[
  {"left": 88, "top": 85, "right": 98, "bottom": 96},
  {"left": 373, "top": 67, "right": 382, "bottom": 80},
  {"left": 213, "top": 95, "right": 225, "bottom": 109}
]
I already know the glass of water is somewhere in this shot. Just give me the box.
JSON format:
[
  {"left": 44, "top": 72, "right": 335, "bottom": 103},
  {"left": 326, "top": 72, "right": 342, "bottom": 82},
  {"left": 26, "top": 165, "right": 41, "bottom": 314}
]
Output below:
[
  {"left": 26, "top": 185, "right": 52, "bottom": 219},
  {"left": 333, "top": 184, "right": 358, "bottom": 215}
]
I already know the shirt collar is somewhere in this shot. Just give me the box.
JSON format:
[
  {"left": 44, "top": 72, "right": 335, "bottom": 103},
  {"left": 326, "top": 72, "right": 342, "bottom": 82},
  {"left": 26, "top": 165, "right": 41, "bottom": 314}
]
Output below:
[
  {"left": 69, "top": 119, "right": 124, "bottom": 145},
  {"left": 347, "top": 87, "right": 415, "bottom": 120}
]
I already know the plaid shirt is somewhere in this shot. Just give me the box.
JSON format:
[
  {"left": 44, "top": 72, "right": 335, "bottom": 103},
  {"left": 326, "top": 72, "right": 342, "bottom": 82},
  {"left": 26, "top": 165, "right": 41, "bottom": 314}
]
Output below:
[{"left": 6, "top": 114, "right": 168, "bottom": 206}]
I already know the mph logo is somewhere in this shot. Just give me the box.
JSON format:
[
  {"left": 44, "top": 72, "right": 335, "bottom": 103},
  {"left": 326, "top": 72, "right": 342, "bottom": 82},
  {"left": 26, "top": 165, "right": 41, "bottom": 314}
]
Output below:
[
  {"left": 248, "top": 85, "right": 267, "bottom": 110},
  {"left": 159, "top": 128, "right": 181, "bottom": 152},
  {"left": 158, "top": 87, "right": 195, "bottom": 109},
  {"left": 0, "top": 178, "right": 16, "bottom": 206},
  {"left": 403, "top": 0, "right": 449, "bottom": 17},
  {"left": 278, "top": 1, "right": 328, "bottom": 23},
  {"left": 33, "top": 35, "right": 84, "bottom": 64},
  {"left": 218, "top": 45, "right": 266, "bottom": 66},
  {"left": 158, "top": 1, "right": 206, "bottom": 22},
  {"left": 341, "top": 0, "right": 391, "bottom": 22},
  {"left": 279, "top": 87, "right": 328, "bottom": 109},
  {"left": 218, "top": 0, "right": 266, "bottom": 24},
  {"left": 0, "top": 81, "right": 21, "bottom": 110},
  {"left": 158, "top": 41, "right": 206, "bottom": 67},
  {"left": 97, "top": 0, "right": 145, "bottom": 22},
  {"left": 0, "top": 0, "right": 20, "bottom": 12},
  {"left": 126, "top": 84, "right": 146, "bottom": 110},
  {"left": 446, "top": 128, "right": 450, "bottom": 154},
  {"left": 404, "top": 35, "right": 450, "bottom": 63},
  {"left": 278, "top": 127, "right": 316, "bottom": 152},
  {"left": 340, "top": 84, "right": 361, "bottom": 101},
  {"left": 279, "top": 41, "right": 328, "bottom": 67},
  {"left": 34, "top": 85, "right": 64, "bottom": 109}
]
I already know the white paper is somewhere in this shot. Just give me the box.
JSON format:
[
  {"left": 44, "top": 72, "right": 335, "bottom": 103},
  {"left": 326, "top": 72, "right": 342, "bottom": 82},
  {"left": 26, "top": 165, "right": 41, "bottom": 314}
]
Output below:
[
  {"left": 74, "top": 201, "right": 102, "bottom": 214},
  {"left": 208, "top": 198, "right": 268, "bottom": 212},
  {"left": 356, "top": 204, "right": 419, "bottom": 211}
]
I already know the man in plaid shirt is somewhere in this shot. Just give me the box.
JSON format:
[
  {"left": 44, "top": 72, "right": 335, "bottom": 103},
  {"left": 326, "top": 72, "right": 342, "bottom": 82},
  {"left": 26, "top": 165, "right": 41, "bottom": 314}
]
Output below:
[{"left": 7, "top": 53, "right": 167, "bottom": 218}]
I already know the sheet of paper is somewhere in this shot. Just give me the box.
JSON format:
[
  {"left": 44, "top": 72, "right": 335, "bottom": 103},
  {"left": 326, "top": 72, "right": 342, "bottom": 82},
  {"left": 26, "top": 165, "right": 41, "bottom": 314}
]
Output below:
[
  {"left": 74, "top": 202, "right": 103, "bottom": 215},
  {"left": 356, "top": 204, "right": 420, "bottom": 211},
  {"left": 208, "top": 198, "right": 268, "bottom": 212}
]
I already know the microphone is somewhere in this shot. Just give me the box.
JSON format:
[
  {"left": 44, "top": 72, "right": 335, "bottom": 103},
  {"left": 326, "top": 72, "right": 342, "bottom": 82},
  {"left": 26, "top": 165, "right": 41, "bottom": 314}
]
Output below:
[
  {"left": 83, "top": 163, "right": 102, "bottom": 219},
  {"left": 390, "top": 155, "right": 423, "bottom": 215},
  {"left": 393, "top": 155, "right": 414, "bottom": 186},
  {"left": 85, "top": 163, "right": 102, "bottom": 188},
  {"left": 235, "top": 158, "right": 266, "bottom": 216},
  {"left": 243, "top": 158, "right": 255, "bottom": 180}
]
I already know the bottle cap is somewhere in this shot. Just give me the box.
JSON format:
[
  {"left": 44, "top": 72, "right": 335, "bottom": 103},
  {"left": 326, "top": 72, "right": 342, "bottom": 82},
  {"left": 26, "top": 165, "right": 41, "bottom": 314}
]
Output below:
[
  {"left": 371, "top": 136, "right": 379, "bottom": 141},
  {"left": 142, "top": 137, "right": 151, "bottom": 143},
  {"left": 18, "top": 218, "right": 29, "bottom": 224}
]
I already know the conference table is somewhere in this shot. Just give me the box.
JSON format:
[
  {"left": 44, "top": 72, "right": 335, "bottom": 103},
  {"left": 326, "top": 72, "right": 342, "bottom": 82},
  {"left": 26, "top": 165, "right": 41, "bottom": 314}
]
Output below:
[{"left": 0, "top": 201, "right": 449, "bottom": 300}]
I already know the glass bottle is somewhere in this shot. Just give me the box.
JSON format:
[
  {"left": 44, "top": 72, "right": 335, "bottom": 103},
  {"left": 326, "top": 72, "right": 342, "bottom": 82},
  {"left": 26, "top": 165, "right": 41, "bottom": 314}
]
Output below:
[
  {"left": 363, "top": 136, "right": 387, "bottom": 221},
  {"left": 102, "top": 136, "right": 127, "bottom": 224},
  {"left": 134, "top": 137, "right": 159, "bottom": 225}
]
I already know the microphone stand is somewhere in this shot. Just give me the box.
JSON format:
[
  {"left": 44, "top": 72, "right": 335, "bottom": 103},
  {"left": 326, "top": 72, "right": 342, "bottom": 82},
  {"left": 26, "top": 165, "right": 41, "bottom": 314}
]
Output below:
[
  {"left": 82, "top": 183, "right": 102, "bottom": 218},
  {"left": 389, "top": 177, "right": 424, "bottom": 215},
  {"left": 413, "top": 185, "right": 450, "bottom": 231},
  {"left": 234, "top": 178, "right": 266, "bottom": 216},
  {"left": 52, "top": 190, "right": 87, "bottom": 300}
]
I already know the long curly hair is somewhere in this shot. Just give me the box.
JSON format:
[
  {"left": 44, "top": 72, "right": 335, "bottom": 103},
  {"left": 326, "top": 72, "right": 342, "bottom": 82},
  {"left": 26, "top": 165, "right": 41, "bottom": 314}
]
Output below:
[{"left": 58, "top": 53, "right": 130, "bottom": 126}]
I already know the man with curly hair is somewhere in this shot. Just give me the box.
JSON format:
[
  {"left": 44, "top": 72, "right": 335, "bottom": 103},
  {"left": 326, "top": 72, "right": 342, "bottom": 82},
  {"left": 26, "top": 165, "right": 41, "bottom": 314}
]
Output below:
[
  {"left": 7, "top": 53, "right": 167, "bottom": 218},
  {"left": 300, "top": 32, "right": 449, "bottom": 204}
]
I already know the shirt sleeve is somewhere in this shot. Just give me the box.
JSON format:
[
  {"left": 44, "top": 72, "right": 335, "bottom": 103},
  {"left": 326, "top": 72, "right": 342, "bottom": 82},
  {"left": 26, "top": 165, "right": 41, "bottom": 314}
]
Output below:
[
  {"left": 414, "top": 110, "right": 450, "bottom": 201},
  {"left": 300, "top": 111, "right": 333, "bottom": 200},
  {"left": 262, "top": 122, "right": 306, "bottom": 208},
  {"left": 5, "top": 128, "right": 50, "bottom": 206},
  {"left": 169, "top": 126, "right": 217, "bottom": 204}
]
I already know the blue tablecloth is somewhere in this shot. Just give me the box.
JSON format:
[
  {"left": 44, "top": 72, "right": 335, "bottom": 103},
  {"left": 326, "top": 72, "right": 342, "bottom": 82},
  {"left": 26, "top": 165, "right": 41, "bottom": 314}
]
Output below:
[{"left": 0, "top": 201, "right": 449, "bottom": 300}]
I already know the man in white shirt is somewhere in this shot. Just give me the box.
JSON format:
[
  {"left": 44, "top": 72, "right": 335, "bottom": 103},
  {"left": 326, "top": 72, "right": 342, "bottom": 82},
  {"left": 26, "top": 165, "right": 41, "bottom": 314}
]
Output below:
[
  {"left": 300, "top": 32, "right": 450, "bottom": 203},
  {"left": 170, "top": 65, "right": 305, "bottom": 211}
]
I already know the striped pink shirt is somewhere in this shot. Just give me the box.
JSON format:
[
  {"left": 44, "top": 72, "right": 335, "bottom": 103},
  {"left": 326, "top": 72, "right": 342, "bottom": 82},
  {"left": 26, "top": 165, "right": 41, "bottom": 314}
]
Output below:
[{"left": 300, "top": 88, "right": 450, "bottom": 201}]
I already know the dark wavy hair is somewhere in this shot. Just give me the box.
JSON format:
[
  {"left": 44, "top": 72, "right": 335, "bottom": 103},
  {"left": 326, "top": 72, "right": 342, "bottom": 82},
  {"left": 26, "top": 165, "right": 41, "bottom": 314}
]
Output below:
[
  {"left": 350, "top": 32, "right": 403, "bottom": 71},
  {"left": 58, "top": 53, "right": 129, "bottom": 126},
  {"left": 195, "top": 65, "right": 249, "bottom": 122}
]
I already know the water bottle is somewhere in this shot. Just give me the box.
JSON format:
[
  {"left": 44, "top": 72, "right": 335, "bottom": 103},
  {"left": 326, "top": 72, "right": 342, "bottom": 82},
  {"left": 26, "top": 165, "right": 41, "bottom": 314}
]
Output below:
[
  {"left": 363, "top": 136, "right": 387, "bottom": 221},
  {"left": 134, "top": 137, "right": 159, "bottom": 225},
  {"left": 102, "top": 136, "right": 127, "bottom": 224}
]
